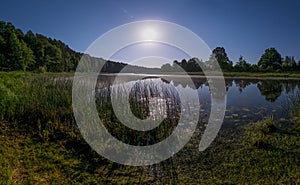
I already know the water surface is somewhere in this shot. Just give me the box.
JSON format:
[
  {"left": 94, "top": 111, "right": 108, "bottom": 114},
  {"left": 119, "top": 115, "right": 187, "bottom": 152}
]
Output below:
[{"left": 95, "top": 75, "right": 300, "bottom": 128}]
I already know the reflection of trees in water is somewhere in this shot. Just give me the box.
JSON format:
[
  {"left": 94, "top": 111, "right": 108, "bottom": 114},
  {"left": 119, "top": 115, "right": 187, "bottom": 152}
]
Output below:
[
  {"left": 257, "top": 80, "right": 283, "bottom": 102},
  {"left": 171, "top": 77, "right": 206, "bottom": 89},
  {"left": 191, "top": 78, "right": 299, "bottom": 103},
  {"left": 283, "top": 80, "right": 299, "bottom": 94},
  {"left": 234, "top": 80, "right": 251, "bottom": 93},
  {"left": 232, "top": 79, "right": 299, "bottom": 102},
  {"left": 225, "top": 79, "right": 233, "bottom": 91},
  {"left": 191, "top": 78, "right": 206, "bottom": 89},
  {"left": 257, "top": 80, "right": 299, "bottom": 102},
  {"left": 96, "top": 74, "right": 300, "bottom": 105}
]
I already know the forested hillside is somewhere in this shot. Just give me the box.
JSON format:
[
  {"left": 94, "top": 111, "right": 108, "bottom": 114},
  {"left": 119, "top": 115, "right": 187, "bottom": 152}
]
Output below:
[{"left": 0, "top": 21, "right": 82, "bottom": 72}]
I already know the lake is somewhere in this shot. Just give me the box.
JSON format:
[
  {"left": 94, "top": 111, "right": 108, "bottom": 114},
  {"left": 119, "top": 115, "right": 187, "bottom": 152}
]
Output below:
[{"left": 96, "top": 74, "right": 300, "bottom": 132}]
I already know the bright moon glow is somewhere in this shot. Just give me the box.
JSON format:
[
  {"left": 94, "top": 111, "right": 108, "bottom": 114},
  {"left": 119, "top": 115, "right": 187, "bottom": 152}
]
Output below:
[{"left": 141, "top": 27, "right": 158, "bottom": 40}]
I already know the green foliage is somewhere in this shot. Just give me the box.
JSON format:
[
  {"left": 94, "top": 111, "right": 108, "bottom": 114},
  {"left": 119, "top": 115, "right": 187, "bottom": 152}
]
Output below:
[
  {"left": 0, "top": 73, "right": 300, "bottom": 184},
  {"left": 0, "top": 74, "right": 23, "bottom": 120},
  {"left": 161, "top": 58, "right": 203, "bottom": 72},
  {"left": 0, "top": 72, "right": 75, "bottom": 139},
  {"left": 37, "top": 66, "right": 47, "bottom": 73},
  {"left": 258, "top": 48, "right": 282, "bottom": 70},
  {"left": 2, "top": 20, "right": 300, "bottom": 74},
  {"left": 162, "top": 47, "right": 300, "bottom": 73},
  {"left": 212, "top": 47, "right": 233, "bottom": 71},
  {"left": 234, "top": 55, "right": 251, "bottom": 72},
  {"left": 0, "top": 20, "right": 162, "bottom": 74},
  {"left": 0, "top": 22, "right": 35, "bottom": 71},
  {"left": 161, "top": 63, "right": 173, "bottom": 72},
  {"left": 0, "top": 21, "right": 81, "bottom": 72},
  {"left": 282, "top": 56, "right": 297, "bottom": 71},
  {"left": 19, "top": 40, "right": 35, "bottom": 71}
]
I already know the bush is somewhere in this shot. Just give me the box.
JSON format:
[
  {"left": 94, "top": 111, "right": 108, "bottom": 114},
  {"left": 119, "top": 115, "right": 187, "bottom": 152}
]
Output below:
[
  {"left": 37, "top": 66, "right": 47, "bottom": 73},
  {"left": 255, "top": 117, "right": 277, "bottom": 134},
  {"left": 244, "top": 117, "right": 277, "bottom": 148}
]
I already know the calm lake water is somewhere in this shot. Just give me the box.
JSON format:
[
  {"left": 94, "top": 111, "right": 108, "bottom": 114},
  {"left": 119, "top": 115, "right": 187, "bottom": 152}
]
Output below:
[
  {"left": 202, "top": 78, "right": 299, "bottom": 127},
  {"left": 96, "top": 75, "right": 300, "bottom": 128}
]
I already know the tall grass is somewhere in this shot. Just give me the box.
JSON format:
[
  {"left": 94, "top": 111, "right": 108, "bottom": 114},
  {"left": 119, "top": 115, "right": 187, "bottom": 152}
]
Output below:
[
  {"left": 96, "top": 78, "right": 181, "bottom": 145},
  {"left": 0, "top": 72, "right": 77, "bottom": 140},
  {"left": 0, "top": 72, "right": 299, "bottom": 184},
  {"left": 288, "top": 92, "right": 300, "bottom": 128}
]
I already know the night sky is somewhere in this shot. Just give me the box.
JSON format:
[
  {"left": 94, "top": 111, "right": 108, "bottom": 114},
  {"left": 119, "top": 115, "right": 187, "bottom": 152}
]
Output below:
[{"left": 1, "top": 0, "right": 300, "bottom": 65}]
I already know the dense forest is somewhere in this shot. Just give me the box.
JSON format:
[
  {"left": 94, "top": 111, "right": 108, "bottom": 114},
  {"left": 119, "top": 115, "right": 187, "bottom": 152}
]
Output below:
[
  {"left": 1, "top": 20, "right": 300, "bottom": 73},
  {"left": 0, "top": 21, "right": 81, "bottom": 72}
]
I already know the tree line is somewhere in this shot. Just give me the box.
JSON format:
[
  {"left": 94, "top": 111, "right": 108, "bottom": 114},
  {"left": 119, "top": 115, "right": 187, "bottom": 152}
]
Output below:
[
  {"left": 161, "top": 47, "right": 300, "bottom": 73},
  {"left": 0, "top": 21, "right": 83, "bottom": 72},
  {"left": 1, "top": 20, "right": 300, "bottom": 73},
  {"left": 0, "top": 21, "right": 162, "bottom": 73}
]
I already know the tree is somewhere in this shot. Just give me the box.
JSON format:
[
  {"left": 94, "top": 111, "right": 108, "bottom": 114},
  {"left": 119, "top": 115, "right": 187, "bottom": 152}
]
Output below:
[
  {"left": 161, "top": 63, "right": 173, "bottom": 72},
  {"left": 212, "top": 47, "right": 233, "bottom": 71},
  {"left": 168, "top": 58, "right": 203, "bottom": 72},
  {"left": 234, "top": 55, "right": 251, "bottom": 72},
  {"left": 19, "top": 40, "right": 35, "bottom": 71},
  {"left": 258, "top": 48, "right": 282, "bottom": 70},
  {"left": 204, "top": 53, "right": 218, "bottom": 70},
  {"left": 0, "top": 35, "right": 5, "bottom": 70},
  {"left": 282, "top": 56, "right": 296, "bottom": 71},
  {"left": 186, "top": 58, "right": 202, "bottom": 72},
  {"left": 0, "top": 20, "right": 83, "bottom": 72},
  {"left": 181, "top": 59, "right": 187, "bottom": 70},
  {"left": 44, "top": 44, "right": 63, "bottom": 72},
  {"left": 250, "top": 64, "right": 259, "bottom": 72},
  {"left": 172, "top": 60, "right": 181, "bottom": 72},
  {"left": 6, "top": 30, "right": 22, "bottom": 70},
  {"left": 236, "top": 55, "right": 247, "bottom": 66},
  {"left": 4, "top": 29, "right": 35, "bottom": 71}
]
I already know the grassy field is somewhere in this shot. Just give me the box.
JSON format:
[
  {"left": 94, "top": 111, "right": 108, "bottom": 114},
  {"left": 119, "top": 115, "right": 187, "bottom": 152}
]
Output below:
[{"left": 0, "top": 72, "right": 299, "bottom": 184}]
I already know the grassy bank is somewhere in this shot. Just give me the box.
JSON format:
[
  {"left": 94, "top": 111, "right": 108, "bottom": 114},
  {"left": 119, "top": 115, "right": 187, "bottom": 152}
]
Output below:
[
  {"left": 223, "top": 71, "right": 300, "bottom": 78},
  {"left": 174, "top": 71, "right": 300, "bottom": 78},
  {"left": 0, "top": 72, "right": 299, "bottom": 184}
]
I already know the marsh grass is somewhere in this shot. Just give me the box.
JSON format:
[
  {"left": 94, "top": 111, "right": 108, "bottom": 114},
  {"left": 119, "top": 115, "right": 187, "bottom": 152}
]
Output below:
[
  {"left": 285, "top": 92, "right": 300, "bottom": 132},
  {"left": 0, "top": 72, "right": 76, "bottom": 140},
  {"left": 0, "top": 72, "right": 151, "bottom": 184},
  {"left": 95, "top": 78, "right": 181, "bottom": 145},
  {"left": 166, "top": 116, "right": 300, "bottom": 184},
  {"left": 0, "top": 72, "right": 299, "bottom": 184}
]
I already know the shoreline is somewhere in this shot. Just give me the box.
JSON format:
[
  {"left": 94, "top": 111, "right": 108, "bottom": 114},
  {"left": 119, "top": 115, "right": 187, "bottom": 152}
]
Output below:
[{"left": 2, "top": 71, "right": 300, "bottom": 80}]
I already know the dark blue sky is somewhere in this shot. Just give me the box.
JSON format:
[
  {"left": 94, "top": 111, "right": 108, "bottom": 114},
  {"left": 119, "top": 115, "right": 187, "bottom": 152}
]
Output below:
[{"left": 1, "top": 0, "right": 300, "bottom": 64}]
